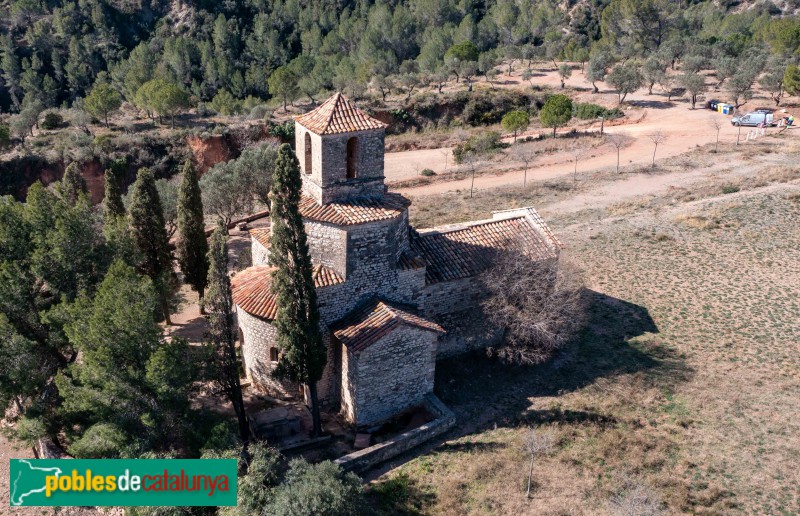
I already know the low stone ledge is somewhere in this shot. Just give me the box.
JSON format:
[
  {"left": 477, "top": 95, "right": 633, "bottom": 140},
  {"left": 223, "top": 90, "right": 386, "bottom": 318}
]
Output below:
[
  {"left": 35, "top": 438, "right": 72, "bottom": 459},
  {"left": 334, "top": 394, "right": 455, "bottom": 474}
]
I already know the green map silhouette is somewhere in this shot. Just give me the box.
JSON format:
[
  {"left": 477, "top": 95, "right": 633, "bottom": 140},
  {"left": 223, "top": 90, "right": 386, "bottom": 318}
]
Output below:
[{"left": 10, "top": 460, "right": 63, "bottom": 506}]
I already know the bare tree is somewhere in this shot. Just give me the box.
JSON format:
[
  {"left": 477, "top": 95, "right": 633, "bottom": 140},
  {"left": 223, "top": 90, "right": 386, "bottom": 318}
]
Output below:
[
  {"left": 606, "top": 132, "right": 631, "bottom": 174},
  {"left": 572, "top": 148, "right": 586, "bottom": 187},
  {"left": 608, "top": 477, "right": 663, "bottom": 516},
  {"left": 482, "top": 252, "right": 587, "bottom": 365},
  {"left": 459, "top": 152, "right": 484, "bottom": 198},
  {"left": 709, "top": 118, "right": 722, "bottom": 153},
  {"left": 522, "top": 429, "right": 555, "bottom": 498},
  {"left": 511, "top": 144, "right": 536, "bottom": 187},
  {"left": 647, "top": 130, "right": 666, "bottom": 167},
  {"left": 439, "top": 148, "right": 450, "bottom": 172}
]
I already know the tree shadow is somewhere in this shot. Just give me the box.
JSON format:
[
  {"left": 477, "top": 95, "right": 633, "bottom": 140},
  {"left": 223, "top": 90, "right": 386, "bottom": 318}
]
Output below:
[
  {"left": 628, "top": 99, "right": 675, "bottom": 110},
  {"left": 520, "top": 407, "right": 619, "bottom": 428},
  {"left": 436, "top": 440, "right": 507, "bottom": 454},
  {"left": 364, "top": 472, "right": 437, "bottom": 516},
  {"left": 167, "top": 314, "right": 208, "bottom": 343},
  {"left": 431, "top": 289, "right": 691, "bottom": 434}
]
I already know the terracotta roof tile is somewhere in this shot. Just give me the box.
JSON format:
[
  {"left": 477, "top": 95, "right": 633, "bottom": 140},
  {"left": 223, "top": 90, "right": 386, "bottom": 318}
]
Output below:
[
  {"left": 232, "top": 264, "right": 344, "bottom": 319},
  {"left": 412, "top": 209, "right": 562, "bottom": 284},
  {"left": 331, "top": 298, "right": 444, "bottom": 353},
  {"left": 295, "top": 93, "right": 387, "bottom": 135},
  {"left": 299, "top": 192, "right": 409, "bottom": 225},
  {"left": 397, "top": 249, "right": 425, "bottom": 270},
  {"left": 249, "top": 228, "right": 271, "bottom": 248}
]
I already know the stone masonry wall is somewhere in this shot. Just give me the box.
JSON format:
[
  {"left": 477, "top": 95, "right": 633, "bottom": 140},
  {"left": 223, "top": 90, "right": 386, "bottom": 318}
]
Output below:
[
  {"left": 344, "top": 325, "right": 438, "bottom": 426},
  {"left": 296, "top": 126, "right": 323, "bottom": 182},
  {"left": 314, "top": 214, "right": 423, "bottom": 327},
  {"left": 236, "top": 307, "right": 298, "bottom": 398},
  {"left": 305, "top": 221, "right": 348, "bottom": 278},
  {"left": 422, "top": 275, "right": 489, "bottom": 317},
  {"left": 252, "top": 237, "right": 269, "bottom": 266},
  {"left": 334, "top": 394, "right": 456, "bottom": 474},
  {"left": 434, "top": 307, "right": 504, "bottom": 358},
  {"left": 393, "top": 210, "right": 411, "bottom": 259}
]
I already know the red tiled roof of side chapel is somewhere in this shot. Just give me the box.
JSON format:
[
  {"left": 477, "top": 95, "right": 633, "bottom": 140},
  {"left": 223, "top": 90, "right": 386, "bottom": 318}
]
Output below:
[
  {"left": 331, "top": 298, "right": 444, "bottom": 353},
  {"left": 295, "top": 92, "right": 387, "bottom": 135}
]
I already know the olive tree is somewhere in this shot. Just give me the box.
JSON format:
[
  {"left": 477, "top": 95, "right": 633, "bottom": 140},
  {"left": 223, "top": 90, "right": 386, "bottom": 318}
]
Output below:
[
  {"left": 679, "top": 72, "right": 705, "bottom": 109},
  {"left": 606, "top": 62, "right": 642, "bottom": 104}
]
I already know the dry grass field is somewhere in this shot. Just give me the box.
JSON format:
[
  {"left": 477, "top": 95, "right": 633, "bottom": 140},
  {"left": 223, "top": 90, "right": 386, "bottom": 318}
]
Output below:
[{"left": 369, "top": 139, "right": 800, "bottom": 514}]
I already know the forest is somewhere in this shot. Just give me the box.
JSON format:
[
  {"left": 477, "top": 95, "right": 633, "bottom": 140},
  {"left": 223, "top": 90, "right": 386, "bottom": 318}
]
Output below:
[{"left": 1, "top": 0, "right": 800, "bottom": 119}]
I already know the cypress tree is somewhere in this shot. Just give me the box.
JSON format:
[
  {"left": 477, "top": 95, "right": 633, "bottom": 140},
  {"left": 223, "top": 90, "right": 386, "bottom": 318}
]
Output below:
[
  {"left": 269, "top": 144, "right": 326, "bottom": 437},
  {"left": 206, "top": 220, "right": 250, "bottom": 443},
  {"left": 59, "top": 162, "right": 88, "bottom": 206},
  {"left": 102, "top": 167, "right": 125, "bottom": 224},
  {"left": 128, "top": 168, "right": 173, "bottom": 325},
  {"left": 176, "top": 160, "right": 209, "bottom": 309}
]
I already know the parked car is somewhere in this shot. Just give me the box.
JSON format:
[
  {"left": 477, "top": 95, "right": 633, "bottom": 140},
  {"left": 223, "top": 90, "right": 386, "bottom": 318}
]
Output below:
[{"left": 731, "top": 112, "right": 775, "bottom": 127}]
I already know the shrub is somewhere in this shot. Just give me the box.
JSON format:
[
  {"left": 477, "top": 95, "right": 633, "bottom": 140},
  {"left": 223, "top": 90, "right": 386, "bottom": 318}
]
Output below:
[
  {"left": 249, "top": 104, "right": 272, "bottom": 121},
  {"left": 267, "top": 459, "right": 364, "bottom": 516},
  {"left": 390, "top": 108, "right": 412, "bottom": 124},
  {"left": 269, "top": 120, "right": 295, "bottom": 141},
  {"left": 722, "top": 184, "right": 740, "bottom": 194},
  {"left": 209, "top": 90, "right": 242, "bottom": 116},
  {"left": 68, "top": 423, "right": 130, "bottom": 458},
  {"left": 453, "top": 130, "right": 503, "bottom": 163},
  {"left": 93, "top": 134, "right": 114, "bottom": 153},
  {"left": 461, "top": 90, "right": 533, "bottom": 126},
  {"left": 573, "top": 103, "right": 624, "bottom": 120},
  {"left": 420, "top": 168, "right": 436, "bottom": 176},
  {"left": 41, "top": 112, "right": 65, "bottom": 130}
]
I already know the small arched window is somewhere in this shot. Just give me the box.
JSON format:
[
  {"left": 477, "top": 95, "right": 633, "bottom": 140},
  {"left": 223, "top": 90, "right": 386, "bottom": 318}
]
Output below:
[
  {"left": 269, "top": 347, "right": 279, "bottom": 362},
  {"left": 346, "top": 137, "right": 358, "bottom": 179},
  {"left": 304, "top": 133, "right": 313, "bottom": 174}
]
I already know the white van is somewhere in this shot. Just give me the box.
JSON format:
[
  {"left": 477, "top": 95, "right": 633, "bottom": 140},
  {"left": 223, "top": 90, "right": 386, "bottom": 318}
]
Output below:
[{"left": 731, "top": 112, "right": 775, "bottom": 127}]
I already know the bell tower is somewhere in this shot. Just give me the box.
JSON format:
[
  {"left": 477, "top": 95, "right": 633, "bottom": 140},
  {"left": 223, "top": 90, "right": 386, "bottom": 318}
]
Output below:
[{"left": 294, "top": 93, "right": 388, "bottom": 205}]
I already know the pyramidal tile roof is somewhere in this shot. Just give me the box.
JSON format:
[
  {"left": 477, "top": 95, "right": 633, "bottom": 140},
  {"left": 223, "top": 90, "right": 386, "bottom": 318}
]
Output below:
[
  {"left": 331, "top": 298, "right": 444, "bottom": 353},
  {"left": 295, "top": 92, "right": 387, "bottom": 135},
  {"left": 232, "top": 264, "right": 344, "bottom": 319}
]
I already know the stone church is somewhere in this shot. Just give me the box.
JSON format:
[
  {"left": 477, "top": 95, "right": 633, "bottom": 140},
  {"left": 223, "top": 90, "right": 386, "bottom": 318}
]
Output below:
[{"left": 232, "top": 93, "right": 562, "bottom": 427}]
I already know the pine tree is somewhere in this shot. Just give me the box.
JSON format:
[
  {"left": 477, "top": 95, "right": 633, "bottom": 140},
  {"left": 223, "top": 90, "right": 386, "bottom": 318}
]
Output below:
[
  {"left": 127, "top": 168, "right": 173, "bottom": 325},
  {"left": 176, "top": 160, "right": 209, "bottom": 309},
  {"left": 102, "top": 167, "right": 125, "bottom": 224},
  {"left": 269, "top": 144, "right": 326, "bottom": 437},
  {"left": 206, "top": 220, "right": 250, "bottom": 444},
  {"left": 59, "top": 162, "right": 88, "bottom": 206}
]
